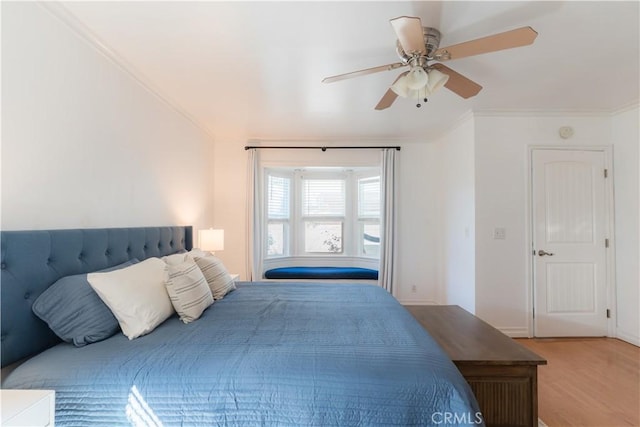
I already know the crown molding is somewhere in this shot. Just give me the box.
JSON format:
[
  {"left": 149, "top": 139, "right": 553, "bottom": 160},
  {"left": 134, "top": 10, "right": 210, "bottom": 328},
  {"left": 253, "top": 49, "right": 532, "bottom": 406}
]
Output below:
[
  {"left": 474, "top": 108, "right": 611, "bottom": 118},
  {"left": 611, "top": 100, "right": 639, "bottom": 116},
  {"left": 37, "top": 1, "right": 216, "bottom": 141},
  {"left": 474, "top": 101, "right": 639, "bottom": 118}
]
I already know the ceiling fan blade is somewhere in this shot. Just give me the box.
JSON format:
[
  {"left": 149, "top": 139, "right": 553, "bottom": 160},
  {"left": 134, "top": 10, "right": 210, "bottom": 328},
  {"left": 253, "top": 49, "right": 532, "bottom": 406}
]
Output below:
[
  {"left": 431, "top": 64, "right": 482, "bottom": 99},
  {"left": 322, "top": 63, "right": 405, "bottom": 83},
  {"left": 375, "top": 89, "right": 399, "bottom": 111},
  {"left": 434, "top": 26, "right": 538, "bottom": 61},
  {"left": 375, "top": 71, "right": 408, "bottom": 110},
  {"left": 390, "top": 16, "right": 426, "bottom": 56}
]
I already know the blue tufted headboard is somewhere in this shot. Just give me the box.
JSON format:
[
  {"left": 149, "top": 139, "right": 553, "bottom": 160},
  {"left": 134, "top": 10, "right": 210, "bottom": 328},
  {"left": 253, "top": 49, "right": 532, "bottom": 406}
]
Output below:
[{"left": 0, "top": 226, "right": 192, "bottom": 367}]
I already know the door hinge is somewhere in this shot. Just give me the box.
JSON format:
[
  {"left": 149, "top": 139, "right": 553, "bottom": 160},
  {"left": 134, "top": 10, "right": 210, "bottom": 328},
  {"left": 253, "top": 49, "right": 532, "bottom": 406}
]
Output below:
[
  {"left": 606, "top": 309, "right": 611, "bottom": 318},
  {"left": 604, "top": 169, "right": 608, "bottom": 178},
  {"left": 605, "top": 238, "right": 610, "bottom": 248},
  {"left": 532, "top": 307, "right": 535, "bottom": 318}
]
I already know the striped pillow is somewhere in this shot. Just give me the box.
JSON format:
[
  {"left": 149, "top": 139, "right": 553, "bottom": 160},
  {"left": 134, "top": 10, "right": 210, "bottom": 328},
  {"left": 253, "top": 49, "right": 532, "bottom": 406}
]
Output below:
[
  {"left": 194, "top": 256, "right": 236, "bottom": 300},
  {"left": 165, "top": 258, "right": 214, "bottom": 323}
]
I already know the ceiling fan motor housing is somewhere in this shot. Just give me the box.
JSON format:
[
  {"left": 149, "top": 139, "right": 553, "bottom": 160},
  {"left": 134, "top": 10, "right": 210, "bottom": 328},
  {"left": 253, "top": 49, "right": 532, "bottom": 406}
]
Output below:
[{"left": 396, "top": 27, "right": 442, "bottom": 62}]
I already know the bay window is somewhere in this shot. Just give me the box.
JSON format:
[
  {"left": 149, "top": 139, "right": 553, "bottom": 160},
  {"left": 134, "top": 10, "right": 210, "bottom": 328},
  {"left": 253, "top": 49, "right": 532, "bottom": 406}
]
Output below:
[{"left": 265, "top": 167, "right": 380, "bottom": 260}]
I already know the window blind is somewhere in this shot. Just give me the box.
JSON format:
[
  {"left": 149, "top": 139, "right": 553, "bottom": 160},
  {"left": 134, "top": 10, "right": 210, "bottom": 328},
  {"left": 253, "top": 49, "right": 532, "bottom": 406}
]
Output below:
[
  {"left": 358, "top": 176, "right": 381, "bottom": 218},
  {"left": 302, "top": 179, "right": 345, "bottom": 217},
  {"left": 267, "top": 175, "right": 290, "bottom": 219}
]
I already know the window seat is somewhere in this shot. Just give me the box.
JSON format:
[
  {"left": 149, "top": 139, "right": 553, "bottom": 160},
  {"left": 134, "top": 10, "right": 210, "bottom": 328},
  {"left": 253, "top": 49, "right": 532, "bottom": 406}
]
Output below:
[{"left": 264, "top": 267, "right": 379, "bottom": 281}]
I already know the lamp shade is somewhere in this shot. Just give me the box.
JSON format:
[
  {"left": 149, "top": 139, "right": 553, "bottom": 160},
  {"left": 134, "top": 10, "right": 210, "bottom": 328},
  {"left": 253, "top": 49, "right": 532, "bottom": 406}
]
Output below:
[
  {"left": 405, "top": 66, "right": 429, "bottom": 90},
  {"left": 392, "top": 80, "right": 430, "bottom": 100},
  {"left": 391, "top": 75, "right": 410, "bottom": 97},
  {"left": 391, "top": 67, "right": 449, "bottom": 101},
  {"left": 198, "top": 229, "right": 224, "bottom": 252},
  {"left": 426, "top": 69, "right": 449, "bottom": 93}
]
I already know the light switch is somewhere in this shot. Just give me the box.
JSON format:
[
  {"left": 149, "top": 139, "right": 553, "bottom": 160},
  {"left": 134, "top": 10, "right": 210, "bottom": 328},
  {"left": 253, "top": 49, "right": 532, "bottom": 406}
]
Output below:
[{"left": 493, "top": 227, "right": 506, "bottom": 240}]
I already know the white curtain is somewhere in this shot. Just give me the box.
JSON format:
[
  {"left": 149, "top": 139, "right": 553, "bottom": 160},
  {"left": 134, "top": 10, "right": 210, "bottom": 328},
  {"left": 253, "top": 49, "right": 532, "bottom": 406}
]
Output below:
[
  {"left": 245, "top": 149, "right": 263, "bottom": 280},
  {"left": 379, "top": 148, "right": 398, "bottom": 295}
]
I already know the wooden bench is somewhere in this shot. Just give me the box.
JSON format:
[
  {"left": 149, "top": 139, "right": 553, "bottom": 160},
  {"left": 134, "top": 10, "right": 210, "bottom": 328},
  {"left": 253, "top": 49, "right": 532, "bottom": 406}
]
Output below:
[{"left": 405, "top": 305, "right": 547, "bottom": 427}]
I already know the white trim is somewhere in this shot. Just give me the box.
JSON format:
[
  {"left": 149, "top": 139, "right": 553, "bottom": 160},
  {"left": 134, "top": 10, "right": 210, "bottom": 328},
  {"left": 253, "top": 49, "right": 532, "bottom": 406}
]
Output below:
[
  {"left": 610, "top": 101, "right": 640, "bottom": 116},
  {"left": 525, "top": 145, "right": 534, "bottom": 337},
  {"left": 37, "top": 2, "right": 216, "bottom": 140},
  {"left": 527, "top": 146, "right": 616, "bottom": 338},
  {"left": 397, "top": 299, "right": 438, "bottom": 305},
  {"left": 475, "top": 109, "right": 612, "bottom": 118},
  {"left": 475, "top": 103, "right": 639, "bottom": 118},
  {"left": 603, "top": 147, "right": 617, "bottom": 339},
  {"left": 496, "top": 327, "right": 530, "bottom": 338},
  {"left": 263, "top": 256, "right": 379, "bottom": 270},
  {"left": 615, "top": 329, "right": 640, "bottom": 347}
]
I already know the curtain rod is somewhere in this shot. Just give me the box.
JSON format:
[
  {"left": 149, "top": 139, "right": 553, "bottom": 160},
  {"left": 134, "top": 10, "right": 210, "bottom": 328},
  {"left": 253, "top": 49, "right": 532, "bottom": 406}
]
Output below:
[{"left": 244, "top": 145, "right": 400, "bottom": 151}]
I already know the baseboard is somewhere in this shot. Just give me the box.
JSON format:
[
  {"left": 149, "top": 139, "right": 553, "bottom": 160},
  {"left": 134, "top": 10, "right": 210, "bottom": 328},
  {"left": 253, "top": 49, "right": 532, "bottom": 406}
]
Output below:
[
  {"left": 397, "top": 298, "right": 438, "bottom": 305},
  {"left": 496, "top": 327, "right": 530, "bottom": 338},
  {"left": 616, "top": 329, "right": 640, "bottom": 346}
]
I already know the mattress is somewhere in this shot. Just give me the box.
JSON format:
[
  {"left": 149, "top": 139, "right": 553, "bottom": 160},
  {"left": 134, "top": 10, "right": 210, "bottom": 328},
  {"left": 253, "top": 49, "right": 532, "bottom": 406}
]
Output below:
[{"left": 4, "top": 282, "right": 483, "bottom": 426}]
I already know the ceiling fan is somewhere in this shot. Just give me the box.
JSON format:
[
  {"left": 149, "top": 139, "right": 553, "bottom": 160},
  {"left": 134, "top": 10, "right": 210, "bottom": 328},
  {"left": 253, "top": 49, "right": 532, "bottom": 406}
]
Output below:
[{"left": 322, "top": 16, "right": 538, "bottom": 109}]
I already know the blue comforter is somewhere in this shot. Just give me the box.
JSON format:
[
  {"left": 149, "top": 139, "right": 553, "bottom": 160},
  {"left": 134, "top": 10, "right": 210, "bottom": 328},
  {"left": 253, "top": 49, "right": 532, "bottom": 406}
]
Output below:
[{"left": 5, "top": 282, "right": 483, "bottom": 426}]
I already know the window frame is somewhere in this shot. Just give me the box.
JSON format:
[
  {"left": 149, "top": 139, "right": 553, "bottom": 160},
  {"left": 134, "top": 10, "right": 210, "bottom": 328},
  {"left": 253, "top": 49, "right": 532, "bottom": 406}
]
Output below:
[
  {"left": 354, "top": 171, "right": 381, "bottom": 258},
  {"left": 297, "top": 170, "right": 349, "bottom": 255},
  {"left": 265, "top": 170, "right": 293, "bottom": 258},
  {"left": 263, "top": 166, "right": 380, "bottom": 260}
]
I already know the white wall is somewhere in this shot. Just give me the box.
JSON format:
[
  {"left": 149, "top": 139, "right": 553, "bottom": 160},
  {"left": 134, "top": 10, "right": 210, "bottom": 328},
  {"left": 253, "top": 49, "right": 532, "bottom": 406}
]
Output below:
[
  {"left": 210, "top": 140, "right": 248, "bottom": 276},
  {"left": 211, "top": 140, "right": 442, "bottom": 303},
  {"left": 1, "top": 2, "right": 214, "bottom": 231},
  {"left": 211, "top": 111, "right": 638, "bottom": 342},
  {"left": 611, "top": 106, "right": 640, "bottom": 345},
  {"left": 433, "top": 115, "right": 476, "bottom": 313},
  {"left": 394, "top": 142, "right": 441, "bottom": 304},
  {"left": 473, "top": 113, "right": 637, "bottom": 339}
]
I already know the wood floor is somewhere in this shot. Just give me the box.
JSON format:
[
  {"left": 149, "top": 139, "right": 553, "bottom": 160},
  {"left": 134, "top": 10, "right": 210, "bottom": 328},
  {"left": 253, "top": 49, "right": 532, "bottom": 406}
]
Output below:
[{"left": 516, "top": 338, "right": 639, "bottom": 427}]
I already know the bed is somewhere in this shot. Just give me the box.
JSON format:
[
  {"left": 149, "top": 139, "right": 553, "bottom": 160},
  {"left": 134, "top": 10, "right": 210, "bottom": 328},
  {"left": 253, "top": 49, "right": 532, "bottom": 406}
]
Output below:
[{"left": 1, "top": 226, "right": 483, "bottom": 426}]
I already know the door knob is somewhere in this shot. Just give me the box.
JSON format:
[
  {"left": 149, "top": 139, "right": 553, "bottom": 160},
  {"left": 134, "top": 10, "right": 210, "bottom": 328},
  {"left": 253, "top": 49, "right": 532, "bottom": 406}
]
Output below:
[{"left": 538, "top": 249, "right": 554, "bottom": 256}]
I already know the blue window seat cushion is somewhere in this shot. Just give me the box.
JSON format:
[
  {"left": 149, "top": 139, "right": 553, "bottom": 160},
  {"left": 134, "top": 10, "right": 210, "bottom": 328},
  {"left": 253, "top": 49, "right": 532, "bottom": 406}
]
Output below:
[{"left": 264, "top": 267, "right": 378, "bottom": 280}]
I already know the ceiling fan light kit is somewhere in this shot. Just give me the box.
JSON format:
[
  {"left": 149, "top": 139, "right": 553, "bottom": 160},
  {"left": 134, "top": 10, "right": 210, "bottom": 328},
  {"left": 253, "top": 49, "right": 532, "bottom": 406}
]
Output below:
[
  {"left": 391, "top": 67, "right": 450, "bottom": 107},
  {"left": 322, "top": 16, "right": 538, "bottom": 110},
  {"left": 426, "top": 68, "right": 449, "bottom": 93},
  {"left": 405, "top": 66, "right": 429, "bottom": 90}
]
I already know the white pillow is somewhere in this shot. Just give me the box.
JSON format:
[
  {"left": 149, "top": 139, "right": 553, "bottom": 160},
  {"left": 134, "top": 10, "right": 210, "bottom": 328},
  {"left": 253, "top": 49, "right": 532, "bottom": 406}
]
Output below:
[
  {"left": 162, "top": 252, "right": 188, "bottom": 265},
  {"left": 166, "top": 258, "right": 214, "bottom": 323},
  {"left": 88, "top": 258, "right": 174, "bottom": 340},
  {"left": 187, "top": 248, "right": 213, "bottom": 259},
  {"left": 194, "top": 256, "right": 236, "bottom": 300}
]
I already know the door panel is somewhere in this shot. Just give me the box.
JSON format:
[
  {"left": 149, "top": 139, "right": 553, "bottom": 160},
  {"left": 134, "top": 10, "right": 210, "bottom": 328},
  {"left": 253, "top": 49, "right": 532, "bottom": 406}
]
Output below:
[
  {"left": 546, "top": 263, "right": 595, "bottom": 313},
  {"left": 532, "top": 149, "right": 608, "bottom": 337},
  {"left": 545, "top": 161, "right": 594, "bottom": 243}
]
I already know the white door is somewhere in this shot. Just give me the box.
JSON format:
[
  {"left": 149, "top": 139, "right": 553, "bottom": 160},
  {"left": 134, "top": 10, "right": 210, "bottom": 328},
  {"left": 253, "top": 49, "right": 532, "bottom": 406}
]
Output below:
[{"left": 532, "top": 149, "right": 609, "bottom": 337}]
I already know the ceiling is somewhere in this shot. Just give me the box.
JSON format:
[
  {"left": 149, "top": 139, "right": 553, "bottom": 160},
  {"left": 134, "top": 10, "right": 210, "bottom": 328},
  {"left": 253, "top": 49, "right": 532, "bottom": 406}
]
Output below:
[{"left": 58, "top": 1, "right": 639, "bottom": 142}]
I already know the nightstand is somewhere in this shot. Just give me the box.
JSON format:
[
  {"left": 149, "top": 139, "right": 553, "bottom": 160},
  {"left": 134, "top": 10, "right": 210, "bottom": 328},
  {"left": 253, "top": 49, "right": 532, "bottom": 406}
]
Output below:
[{"left": 1, "top": 389, "right": 55, "bottom": 426}]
